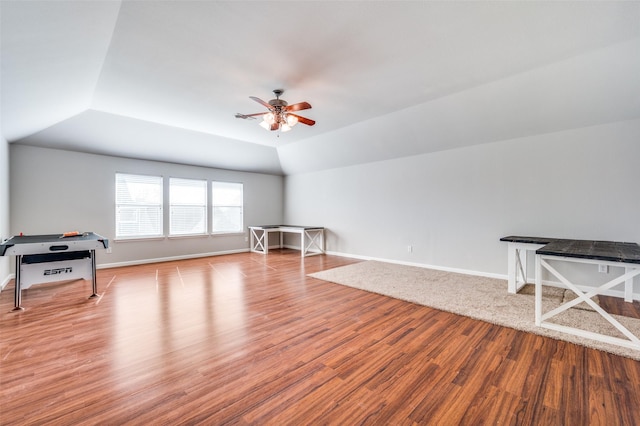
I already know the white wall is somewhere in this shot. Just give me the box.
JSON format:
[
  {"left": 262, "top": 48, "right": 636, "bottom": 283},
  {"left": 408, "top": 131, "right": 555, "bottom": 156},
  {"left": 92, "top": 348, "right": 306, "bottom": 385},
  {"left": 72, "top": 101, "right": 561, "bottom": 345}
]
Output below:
[
  {"left": 284, "top": 119, "right": 640, "bottom": 293},
  {"left": 10, "top": 145, "right": 284, "bottom": 267},
  {"left": 0, "top": 136, "right": 10, "bottom": 287}
]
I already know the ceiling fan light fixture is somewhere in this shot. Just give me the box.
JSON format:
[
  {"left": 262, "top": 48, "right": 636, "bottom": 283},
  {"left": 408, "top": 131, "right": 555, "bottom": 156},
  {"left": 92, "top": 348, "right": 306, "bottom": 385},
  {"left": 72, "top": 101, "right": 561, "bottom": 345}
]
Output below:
[
  {"left": 259, "top": 120, "right": 271, "bottom": 130},
  {"left": 264, "top": 112, "right": 275, "bottom": 125},
  {"left": 286, "top": 114, "right": 298, "bottom": 127},
  {"left": 280, "top": 123, "right": 292, "bottom": 132}
]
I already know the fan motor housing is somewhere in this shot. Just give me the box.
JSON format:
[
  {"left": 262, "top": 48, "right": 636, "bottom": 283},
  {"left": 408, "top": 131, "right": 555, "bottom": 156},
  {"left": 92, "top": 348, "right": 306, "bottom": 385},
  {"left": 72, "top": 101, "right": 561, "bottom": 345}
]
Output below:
[
  {"left": 268, "top": 99, "right": 288, "bottom": 108},
  {"left": 268, "top": 89, "right": 287, "bottom": 108}
]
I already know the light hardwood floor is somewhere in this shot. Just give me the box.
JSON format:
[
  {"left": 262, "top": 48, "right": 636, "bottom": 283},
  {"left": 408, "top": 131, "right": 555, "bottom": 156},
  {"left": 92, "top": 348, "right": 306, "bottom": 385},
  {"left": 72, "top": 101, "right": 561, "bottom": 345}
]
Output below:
[{"left": 1, "top": 250, "right": 639, "bottom": 425}]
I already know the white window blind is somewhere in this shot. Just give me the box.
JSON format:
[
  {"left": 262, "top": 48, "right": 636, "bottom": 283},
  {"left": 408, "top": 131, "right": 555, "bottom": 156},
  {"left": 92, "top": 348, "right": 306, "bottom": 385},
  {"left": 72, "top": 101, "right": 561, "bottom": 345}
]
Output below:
[
  {"left": 170, "top": 178, "right": 207, "bottom": 236},
  {"left": 212, "top": 181, "right": 243, "bottom": 233},
  {"left": 115, "top": 173, "right": 163, "bottom": 238}
]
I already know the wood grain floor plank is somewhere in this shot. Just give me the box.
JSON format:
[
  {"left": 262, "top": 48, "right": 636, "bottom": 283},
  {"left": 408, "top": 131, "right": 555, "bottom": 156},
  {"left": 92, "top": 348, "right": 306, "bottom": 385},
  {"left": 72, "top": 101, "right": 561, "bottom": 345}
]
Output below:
[{"left": 1, "top": 250, "right": 639, "bottom": 425}]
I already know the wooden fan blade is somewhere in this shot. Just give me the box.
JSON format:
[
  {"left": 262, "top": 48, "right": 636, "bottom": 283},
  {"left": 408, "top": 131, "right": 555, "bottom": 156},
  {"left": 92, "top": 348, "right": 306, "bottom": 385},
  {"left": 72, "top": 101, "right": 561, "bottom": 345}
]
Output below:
[
  {"left": 289, "top": 113, "right": 315, "bottom": 126},
  {"left": 235, "top": 112, "right": 265, "bottom": 119},
  {"left": 285, "top": 102, "right": 312, "bottom": 112},
  {"left": 250, "top": 96, "right": 272, "bottom": 110}
]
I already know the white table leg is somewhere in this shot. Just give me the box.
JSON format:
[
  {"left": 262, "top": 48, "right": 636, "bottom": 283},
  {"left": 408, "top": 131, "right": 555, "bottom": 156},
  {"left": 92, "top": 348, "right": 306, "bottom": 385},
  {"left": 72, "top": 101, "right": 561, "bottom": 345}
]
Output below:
[
  {"left": 249, "top": 228, "right": 268, "bottom": 254},
  {"left": 250, "top": 229, "right": 256, "bottom": 252},
  {"left": 535, "top": 254, "right": 542, "bottom": 326},
  {"left": 537, "top": 256, "right": 640, "bottom": 350},
  {"left": 507, "top": 244, "right": 516, "bottom": 293},
  {"left": 507, "top": 242, "right": 545, "bottom": 294},
  {"left": 625, "top": 267, "right": 633, "bottom": 302},
  {"left": 301, "top": 229, "right": 325, "bottom": 257},
  {"left": 517, "top": 249, "right": 527, "bottom": 289}
]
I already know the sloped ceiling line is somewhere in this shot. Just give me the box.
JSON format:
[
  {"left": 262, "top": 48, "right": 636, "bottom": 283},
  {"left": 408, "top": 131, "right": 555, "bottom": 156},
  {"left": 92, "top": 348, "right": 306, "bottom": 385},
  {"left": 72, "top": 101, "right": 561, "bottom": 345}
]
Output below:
[
  {"left": 88, "top": 1, "right": 123, "bottom": 110},
  {"left": 0, "top": 0, "right": 122, "bottom": 141},
  {"left": 2, "top": 1, "right": 639, "bottom": 175}
]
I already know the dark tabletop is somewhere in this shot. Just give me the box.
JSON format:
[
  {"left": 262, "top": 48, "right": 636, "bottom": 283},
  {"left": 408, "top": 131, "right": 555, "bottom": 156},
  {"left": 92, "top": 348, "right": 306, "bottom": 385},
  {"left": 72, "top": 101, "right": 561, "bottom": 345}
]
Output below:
[
  {"left": 499, "top": 236, "right": 558, "bottom": 245},
  {"left": 536, "top": 239, "right": 640, "bottom": 264}
]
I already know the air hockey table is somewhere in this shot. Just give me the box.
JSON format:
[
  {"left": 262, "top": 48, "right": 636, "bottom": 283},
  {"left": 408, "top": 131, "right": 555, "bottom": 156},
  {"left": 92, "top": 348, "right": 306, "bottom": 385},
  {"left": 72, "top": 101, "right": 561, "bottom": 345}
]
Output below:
[{"left": 0, "top": 232, "right": 109, "bottom": 311}]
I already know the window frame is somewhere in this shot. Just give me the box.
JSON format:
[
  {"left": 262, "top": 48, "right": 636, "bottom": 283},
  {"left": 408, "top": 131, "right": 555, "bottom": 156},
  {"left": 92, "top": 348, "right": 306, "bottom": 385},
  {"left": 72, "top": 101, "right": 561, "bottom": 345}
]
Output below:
[
  {"left": 169, "top": 177, "right": 208, "bottom": 237},
  {"left": 211, "top": 181, "right": 244, "bottom": 234},
  {"left": 115, "top": 173, "right": 164, "bottom": 240}
]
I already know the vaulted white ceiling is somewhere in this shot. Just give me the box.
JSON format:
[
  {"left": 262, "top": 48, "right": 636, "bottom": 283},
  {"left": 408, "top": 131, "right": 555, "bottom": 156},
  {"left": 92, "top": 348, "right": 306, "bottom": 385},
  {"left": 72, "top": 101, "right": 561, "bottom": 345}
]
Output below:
[{"left": 2, "top": 1, "right": 639, "bottom": 175}]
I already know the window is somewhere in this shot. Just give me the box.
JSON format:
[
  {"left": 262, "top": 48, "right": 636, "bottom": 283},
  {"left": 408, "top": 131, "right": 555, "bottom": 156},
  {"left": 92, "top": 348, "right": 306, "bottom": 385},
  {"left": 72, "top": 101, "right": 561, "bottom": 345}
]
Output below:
[
  {"left": 115, "top": 173, "right": 163, "bottom": 238},
  {"left": 170, "top": 178, "right": 207, "bottom": 236},
  {"left": 212, "top": 181, "right": 243, "bottom": 233}
]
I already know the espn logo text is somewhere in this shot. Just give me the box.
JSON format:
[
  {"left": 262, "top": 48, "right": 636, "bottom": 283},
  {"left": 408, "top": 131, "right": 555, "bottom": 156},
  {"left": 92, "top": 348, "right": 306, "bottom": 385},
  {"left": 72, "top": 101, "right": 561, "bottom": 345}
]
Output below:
[{"left": 44, "top": 267, "right": 73, "bottom": 276}]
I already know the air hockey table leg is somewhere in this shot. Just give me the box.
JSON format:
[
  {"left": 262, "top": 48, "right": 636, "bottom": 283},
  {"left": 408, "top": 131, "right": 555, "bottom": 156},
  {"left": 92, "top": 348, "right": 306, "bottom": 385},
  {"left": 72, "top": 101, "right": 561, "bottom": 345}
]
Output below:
[
  {"left": 89, "top": 250, "right": 99, "bottom": 299},
  {"left": 13, "top": 255, "right": 24, "bottom": 311}
]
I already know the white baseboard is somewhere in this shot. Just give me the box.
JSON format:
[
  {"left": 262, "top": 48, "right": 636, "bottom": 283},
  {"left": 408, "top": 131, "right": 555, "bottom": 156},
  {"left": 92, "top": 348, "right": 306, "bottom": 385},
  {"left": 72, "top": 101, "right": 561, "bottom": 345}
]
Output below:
[
  {"left": 326, "top": 250, "right": 507, "bottom": 280},
  {"left": 97, "top": 248, "right": 250, "bottom": 269},
  {"left": 325, "top": 250, "right": 640, "bottom": 301},
  {"left": 1, "top": 274, "right": 13, "bottom": 291}
]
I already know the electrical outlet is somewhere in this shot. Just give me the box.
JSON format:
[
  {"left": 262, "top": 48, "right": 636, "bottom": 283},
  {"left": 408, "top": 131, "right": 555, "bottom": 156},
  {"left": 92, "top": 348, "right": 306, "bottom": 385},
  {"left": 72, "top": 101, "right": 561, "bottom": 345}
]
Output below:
[
  {"left": 106, "top": 247, "right": 113, "bottom": 254},
  {"left": 407, "top": 245, "right": 413, "bottom": 253},
  {"left": 598, "top": 264, "right": 608, "bottom": 273}
]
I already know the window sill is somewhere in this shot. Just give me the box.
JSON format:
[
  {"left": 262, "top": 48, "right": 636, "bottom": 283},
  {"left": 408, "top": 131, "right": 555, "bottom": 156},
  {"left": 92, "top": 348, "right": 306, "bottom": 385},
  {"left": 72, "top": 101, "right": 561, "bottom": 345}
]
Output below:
[
  {"left": 114, "top": 236, "right": 165, "bottom": 243},
  {"left": 168, "top": 234, "right": 209, "bottom": 240},
  {"left": 114, "top": 232, "right": 245, "bottom": 242}
]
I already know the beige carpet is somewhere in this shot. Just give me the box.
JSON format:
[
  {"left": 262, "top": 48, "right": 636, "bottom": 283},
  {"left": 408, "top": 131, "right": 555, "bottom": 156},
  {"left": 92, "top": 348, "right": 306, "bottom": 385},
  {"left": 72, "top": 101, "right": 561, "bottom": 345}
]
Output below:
[{"left": 309, "top": 261, "right": 640, "bottom": 360}]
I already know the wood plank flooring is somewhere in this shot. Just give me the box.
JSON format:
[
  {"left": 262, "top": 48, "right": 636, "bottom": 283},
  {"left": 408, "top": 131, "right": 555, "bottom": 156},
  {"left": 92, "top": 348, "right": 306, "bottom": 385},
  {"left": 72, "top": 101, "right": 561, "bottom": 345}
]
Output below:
[{"left": 1, "top": 250, "right": 639, "bottom": 425}]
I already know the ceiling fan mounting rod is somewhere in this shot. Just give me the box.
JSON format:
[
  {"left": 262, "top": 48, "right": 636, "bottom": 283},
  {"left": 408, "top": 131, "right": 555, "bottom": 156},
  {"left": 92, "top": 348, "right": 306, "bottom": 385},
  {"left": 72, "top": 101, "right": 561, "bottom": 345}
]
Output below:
[{"left": 269, "top": 89, "right": 288, "bottom": 108}]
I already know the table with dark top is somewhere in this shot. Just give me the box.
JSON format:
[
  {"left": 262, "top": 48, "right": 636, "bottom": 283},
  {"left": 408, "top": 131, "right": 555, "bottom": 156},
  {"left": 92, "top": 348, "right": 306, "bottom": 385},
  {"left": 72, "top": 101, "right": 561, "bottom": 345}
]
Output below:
[
  {"left": 500, "top": 236, "right": 640, "bottom": 300},
  {"left": 509, "top": 237, "right": 640, "bottom": 350}
]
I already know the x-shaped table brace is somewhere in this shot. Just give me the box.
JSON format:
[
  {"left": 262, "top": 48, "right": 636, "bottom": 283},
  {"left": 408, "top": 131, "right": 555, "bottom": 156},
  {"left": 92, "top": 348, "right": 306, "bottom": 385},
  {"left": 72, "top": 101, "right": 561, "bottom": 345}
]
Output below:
[
  {"left": 536, "top": 255, "right": 640, "bottom": 350},
  {"left": 250, "top": 227, "right": 269, "bottom": 254},
  {"left": 303, "top": 229, "right": 324, "bottom": 256}
]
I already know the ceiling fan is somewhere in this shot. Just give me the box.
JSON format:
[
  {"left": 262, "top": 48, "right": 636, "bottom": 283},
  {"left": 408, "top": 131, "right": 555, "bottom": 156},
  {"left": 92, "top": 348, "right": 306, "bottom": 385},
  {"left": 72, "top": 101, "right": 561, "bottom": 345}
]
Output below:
[{"left": 235, "top": 89, "right": 315, "bottom": 132}]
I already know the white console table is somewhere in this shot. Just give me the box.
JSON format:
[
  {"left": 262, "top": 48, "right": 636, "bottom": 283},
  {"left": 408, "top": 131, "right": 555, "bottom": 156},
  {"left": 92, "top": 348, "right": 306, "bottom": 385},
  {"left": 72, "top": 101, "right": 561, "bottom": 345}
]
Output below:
[
  {"left": 534, "top": 239, "right": 640, "bottom": 351},
  {"left": 500, "top": 236, "right": 553, "bottom": 294},
  {"left": 249, "top": 225, "right": 325, "bottom": 258}
]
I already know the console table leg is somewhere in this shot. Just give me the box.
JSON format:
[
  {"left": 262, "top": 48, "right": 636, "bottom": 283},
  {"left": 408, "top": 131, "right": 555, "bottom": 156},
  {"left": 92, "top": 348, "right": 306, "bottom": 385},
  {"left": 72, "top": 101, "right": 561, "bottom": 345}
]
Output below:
[
  {"left": 625, "top": 267, "right": 633, "bottom": 302},
  {"left": 535, "top": 255, "right": 541, "bottom": 326}
]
